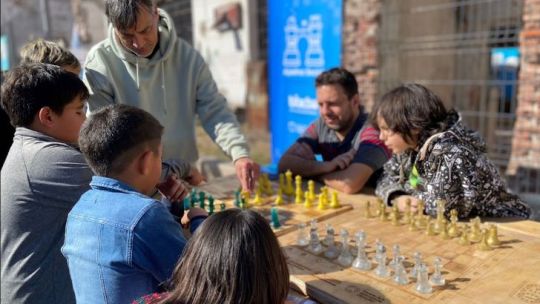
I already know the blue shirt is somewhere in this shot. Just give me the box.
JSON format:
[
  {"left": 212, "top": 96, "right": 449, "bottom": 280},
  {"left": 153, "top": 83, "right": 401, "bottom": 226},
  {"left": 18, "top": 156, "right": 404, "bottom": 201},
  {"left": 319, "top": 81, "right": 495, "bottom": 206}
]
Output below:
[{"left": 62, "top": 176, "right": 204, "bottom": 304}]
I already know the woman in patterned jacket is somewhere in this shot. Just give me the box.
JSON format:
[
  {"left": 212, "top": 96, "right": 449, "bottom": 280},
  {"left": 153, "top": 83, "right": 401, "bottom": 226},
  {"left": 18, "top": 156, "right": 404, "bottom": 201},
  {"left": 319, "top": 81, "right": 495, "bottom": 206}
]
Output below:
[{"left": 373, "top": 83, "right": 531, "bottom": 219}]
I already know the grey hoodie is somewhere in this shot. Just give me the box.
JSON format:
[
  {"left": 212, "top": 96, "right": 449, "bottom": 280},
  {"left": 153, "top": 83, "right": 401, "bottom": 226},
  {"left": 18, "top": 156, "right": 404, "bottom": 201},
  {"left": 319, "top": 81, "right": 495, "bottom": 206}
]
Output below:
[
  {"left": 376, "top": 112, "right": 531, "bottom": 219},
  {"left": 83, "top": 9, "right": 249, "bottom": 165}
]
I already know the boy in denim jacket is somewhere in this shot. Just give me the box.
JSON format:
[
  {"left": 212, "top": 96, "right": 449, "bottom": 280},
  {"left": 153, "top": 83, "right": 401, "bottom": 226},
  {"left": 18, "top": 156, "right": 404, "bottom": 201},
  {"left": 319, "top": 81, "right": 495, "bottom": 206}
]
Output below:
[{"left": 62, "top": 104, "right": 208, "bottom": 304}]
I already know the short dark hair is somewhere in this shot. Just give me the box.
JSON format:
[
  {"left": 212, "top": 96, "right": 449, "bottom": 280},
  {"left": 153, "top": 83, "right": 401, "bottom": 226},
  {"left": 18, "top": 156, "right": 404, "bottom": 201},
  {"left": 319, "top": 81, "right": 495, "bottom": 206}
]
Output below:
[
  {"left": 20, "top": 39, "right": 80, "bottom": 71},
  {"left": 79, "top": 104, "right": 163, "bottom": 176},
  {"left": 105, "top": 0, "right": 155, "bottom": 31},
  {"left": 1, "top": 63, "right": 89, "bottom": 127},
  {"left": 371, "top": 83, "right": 451, "bottom": 145},
  {"left": 315, "top": 67, "right": 359, "bottom": 99},
  {"left": 162, "top": 209, "right": 290, "bottom": 304}
]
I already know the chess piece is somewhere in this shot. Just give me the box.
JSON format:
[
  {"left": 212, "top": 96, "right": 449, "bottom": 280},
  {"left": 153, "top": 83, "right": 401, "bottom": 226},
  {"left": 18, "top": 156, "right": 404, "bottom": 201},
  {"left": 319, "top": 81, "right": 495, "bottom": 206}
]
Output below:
[
  {"left": 403, "top": 199, "right": 412, "bottom": 224},
  {"left": 458, "top": 227, "right": 471, "bottom": 246},
  {"left": 275, "top": 188, "right": 284, "bottom": 205},
  {"left": 324, "top": 233, "right": 339, "bottom": 259},
  {"left": 469, "top": 218, "right": 482, "bottom": 242},
  {"left": 393, "top": 256, "right": 409, "bottom": 285},
  {"left": 323, "top": 224, "right": 335, "bottom": 246},
  {"left": 408, "top": 217, "right": 418, "bottom": 231},
  {"left": 409, "top": 252, "right": 422, "bottom": 278},
  {"left": 448, "top": 210, "right": 460, "bottom": 237},
  {"left": 270, "top": 207, "right": 281, "bottom": 229},
  {"left": 330, "top": 191, "right": 340, "bottom": 209},
  {"left": 487, "top": 224, "right": 501, "bottom": 246},
  {"left": 317, "top": 193, "right": 325, "bottom": 210},
  {"left": 220, "top": 202, "right": 226, "bottom": 212},
  {"left": 477, "top": 229, "right": 492, "bottom": 251},
  {"left": 391, "top": 205, "right": 400, "bottom": 226},
  {"left": 307, "top": 180, "right": 315, "bottom": 201},
  {"left": 198, "top": 191, "right": 206, "bottom": 206},
  {"left": 295, "top": 175, "right": 303, "bottom": 194},
  {"left": 352, "top": 231, "right": 371, "bottom": 270},
  {"left": 190, "top": 189, "right": 198, "bottom": 208},
  {"left": 296, "top": 222, "right": 309, "bottom": 247},
  {"left": 207, "top": 196, "right": 215, "bottom": 215},
  {"left": 379, "top": 204, "right": 389, "bottom": 221},
  {"left": 415, "top": 263, "right": 433, "bottom": 294},
  {"left": 433, "top": 199, "right": 446, "bottom": 233},
  {"left": 321, "top": 187, "right": 330, "bottom": 205},
  {"left": 374, "top": 243, "right": 390, "bottom": 278},
  {"left": 253, "top": 191, "right": 262, "bottom": 206},
  {"left": 262, "top": 174, "right": 273, "bottom": 196},
  {"left": 389, "top": 244, "right": 401, "bottom": 269},
  {"left": 430, "top": 257, "right": 446, "bottom": 286},
  {"left": 337, "top": 229, "right": 353, "bottom": 266},
  {"left": 279, "top": 173, "right": 285, "bottom": 194},
  {"left": 365, "top": 201, "right": 373, "bottom": 218},
  {"left": 425, "top": 219, "right": 436, "bottom": 236},
  {"left": 308, "top": 220, "right": 323, "bottom": 254},
  {"left": 439, "top": 219, "right": 451, "bottom": 240},
  {"left": 282, "top": 16, "right": 301, "bottom": 67},
  {"left": 304, "top": 191, "right": 313, "bottom": 208},
  {"left": 285, "top": 170, "right": 294, "bottom": 196}
]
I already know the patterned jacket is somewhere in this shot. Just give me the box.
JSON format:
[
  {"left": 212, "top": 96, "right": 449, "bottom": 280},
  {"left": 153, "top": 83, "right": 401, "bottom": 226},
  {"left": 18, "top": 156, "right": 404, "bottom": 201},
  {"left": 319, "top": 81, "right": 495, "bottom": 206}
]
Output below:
[{"left": 375, "top": 113, "right": 531, "bottom": 219}]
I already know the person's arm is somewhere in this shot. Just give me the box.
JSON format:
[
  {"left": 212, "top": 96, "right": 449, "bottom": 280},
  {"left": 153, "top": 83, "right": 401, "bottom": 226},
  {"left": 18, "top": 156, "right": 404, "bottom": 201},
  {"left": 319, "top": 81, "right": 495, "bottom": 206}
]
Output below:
[
  {"left": 320, "top": 163, "right": 373, "bottom": 194},
  {"left": 375, "top": 153, "right": 411, "bottom": 205},
  {"left": 278, "top": 142, "right": 339, "bottom": 177},
  {"left": 83, "top": 67, "right": 116, "bottom": 113}
]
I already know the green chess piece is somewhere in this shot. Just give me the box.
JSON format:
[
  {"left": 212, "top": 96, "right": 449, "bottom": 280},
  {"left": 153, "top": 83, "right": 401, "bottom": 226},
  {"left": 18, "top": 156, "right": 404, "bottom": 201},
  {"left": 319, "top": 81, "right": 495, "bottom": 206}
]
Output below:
[
  {"left": 208, "top": 196, "right": 215, "bottom": 215},
  {"left": 198, "top": 191, "right": 206, "bottom": 206},
  {"left": 183, "top": 197, "right": 190, "bottom": 210},
  {"left": 270, "top": 207, "right": 281, "bottom": 229},
  {"left": 190, "top": 192, "right": 198, "bottom": 208},
  {"left": 220, "top": 202, "right": 226, "bottom": 211}
]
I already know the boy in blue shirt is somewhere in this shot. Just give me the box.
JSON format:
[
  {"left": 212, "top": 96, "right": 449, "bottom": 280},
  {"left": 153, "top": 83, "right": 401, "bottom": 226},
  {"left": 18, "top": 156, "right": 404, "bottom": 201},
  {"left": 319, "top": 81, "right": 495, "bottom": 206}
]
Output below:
[{"left": 62, "top": 104, "right": 208, "bottom": 304}]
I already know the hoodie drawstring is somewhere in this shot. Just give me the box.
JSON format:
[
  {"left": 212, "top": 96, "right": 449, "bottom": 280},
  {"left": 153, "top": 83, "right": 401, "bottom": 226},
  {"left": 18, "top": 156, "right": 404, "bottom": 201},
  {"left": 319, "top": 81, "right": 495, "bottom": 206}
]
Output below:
[
  {"left": 161, "top": 61, "right": 167, "bottom": 114},
  {"left": 136, "top": 59, "right": 140, "bottom": 90}
]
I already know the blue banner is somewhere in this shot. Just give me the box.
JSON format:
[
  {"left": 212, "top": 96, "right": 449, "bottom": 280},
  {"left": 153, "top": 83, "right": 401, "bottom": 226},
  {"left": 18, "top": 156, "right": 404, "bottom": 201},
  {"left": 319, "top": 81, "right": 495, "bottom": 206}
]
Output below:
[
  {"left": 1, "top": 35, "right": 9, "bottom": 72},
  {"left": 268, "top": 0, "right": 342, "bottom": 166}
]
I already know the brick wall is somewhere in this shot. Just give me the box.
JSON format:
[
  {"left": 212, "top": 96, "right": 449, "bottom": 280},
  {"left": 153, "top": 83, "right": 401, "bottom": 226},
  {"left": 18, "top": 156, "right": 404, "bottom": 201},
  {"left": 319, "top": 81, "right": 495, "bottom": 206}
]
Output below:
[
  {"left": 342, "top": 0, "right": 381, "bottom": 112},
  {"left": 508, "top": 0, "right": 540, "bottom": 175}
]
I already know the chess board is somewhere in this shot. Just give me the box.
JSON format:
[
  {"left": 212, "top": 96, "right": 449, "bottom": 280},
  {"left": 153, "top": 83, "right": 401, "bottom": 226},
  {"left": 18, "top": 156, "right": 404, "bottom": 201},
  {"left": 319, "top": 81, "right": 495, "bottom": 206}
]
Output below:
[
  {"left": 197, "top": 176, "right": 353, "bottom": 236},
  {"left": 278, "top": 202, "right": 540, "bottom": 304}
]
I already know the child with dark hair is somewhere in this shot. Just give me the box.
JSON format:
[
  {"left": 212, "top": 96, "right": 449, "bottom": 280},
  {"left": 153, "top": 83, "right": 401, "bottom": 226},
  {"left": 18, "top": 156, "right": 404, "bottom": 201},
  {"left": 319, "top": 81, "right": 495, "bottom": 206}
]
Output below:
[
  {"left": 373, "top": 83, "right": 531, "bottom": 219},
  {"left": 133, "top": 209, "right": 291, "bottom": 304},
  {"left": 1, "top": 63, "right": 91, "bottom": 304},
  {"left": 62, "top": 104, "right": 208, "bottom": 304}
]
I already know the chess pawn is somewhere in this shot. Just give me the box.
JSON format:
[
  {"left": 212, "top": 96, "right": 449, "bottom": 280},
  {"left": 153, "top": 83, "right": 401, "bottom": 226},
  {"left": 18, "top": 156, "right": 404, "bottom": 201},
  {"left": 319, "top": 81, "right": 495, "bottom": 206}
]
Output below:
[
  {"left": 324, "top": 229, "right": 339, "bottom": 259},
  {"left": 295, "top": 174, "right": 303, "bottom": 193},
  {"left": 433, "top": 199, "right": 446, "bottom": 233},
  {"left": 487, "top": 224, "right": 501, "bottom": 246},
  {"left": 296, "top": 222, "right": 309, "bottom": 247},
  {"left": 220, "top": 202, "right": 226, "bottom": 211},
  {"left": 391, "top": 205, "right": 400, "bottom": 226},
  {"left": 308, "top": 226, "right": 323, "bottom": 254},
  {"left": 316, "top": 193, "right": 325, "bottom": 210},
  {"left": 374, "top": 243, "right": 390, "bottom": 278},
  {"left": 322, "top": 187, "right": 330, "bottom": 204},
  {"left": 354, "top": 230, "right": 366, "bottom": 248},
  {"left": 439, "top": 220, "right": 451, "bottom": 240},
  {"left": 415, "top": 263, "right": 433, "bottom": 294},
  {"left": 278, "top": 173, "right": 285, "bottom": 194},
  {"left": 425, "top": 220, "right": 436, "bottom": 236},
  {"left": 330, "top": 191, "right": 340, "bottom": 209},
  {"left": 393, "top": 256, "right": 410, "bottom": 285},
  {"left": 379, "top": 204, "right": 389, "bottom": 221},
  {"left": 408, "top": 216, "right": 418, "bottom": 231},
  {"left": 285, "top": 170, "right": 294, "bottom": 196},
  {"left": 352, "top": 241, "right": 372, "bottom": 270},
  {"left": 270, "top": 207, "right": 281, "bottom": 229},
  {"left": 447, "top": 212, "right": 460, "bottom": 238},
  {"left": 304, "top": 191, "right": 313, "bottom": 208},
  {"left": 337, "top": 229, "right": 353, "bottom": 266},
  {"left": 403, "top": 199, "right": 412, "bottom": 224},
  {"left": 323, "top": 224, "right": 335, "bottom": 246},
  {"left": 389, "top": 244, "right": 401, "bottom": 269},
  {"left": 469, "top": 220, "right": 482, "bottom": 242},
  {"left": 365, "top": 201, "right": 373, "bottom": 218},
  {"left": 477, "top": 229, "right": 492, "bottom": 251},
  {"left": 430, "top": 257, "right": 446, "bottom": 286},
  {"left": 458, "top": 227, "right": 471, "bottom": 246},
  {"left": 294, "top": 188, "right": 303, "bottom": 205},
  {"left": 207, "top": 196, "right": 215, "bottom": 215},
  {"left": 409, "top": 252, "right": 422, "bottom": 278},
  {"left": 275, "top": 188, "right": 284, "bottom": 206},
  {"left": 307, "top": 180, "right": 315, "bottom": 201}
]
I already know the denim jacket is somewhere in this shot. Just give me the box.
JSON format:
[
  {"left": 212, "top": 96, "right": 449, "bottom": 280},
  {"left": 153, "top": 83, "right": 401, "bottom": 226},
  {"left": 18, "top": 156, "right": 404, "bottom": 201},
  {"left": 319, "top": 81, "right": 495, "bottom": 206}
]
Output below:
[{"left": 62, "top": 176, "right": 205, "bottom": 304}]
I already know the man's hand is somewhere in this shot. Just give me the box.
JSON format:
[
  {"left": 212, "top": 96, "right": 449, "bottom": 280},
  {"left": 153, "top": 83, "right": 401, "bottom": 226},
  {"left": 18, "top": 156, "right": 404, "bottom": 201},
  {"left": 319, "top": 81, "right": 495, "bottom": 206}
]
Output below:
[
  {"left": 392, "top": 195, "right": 422, "bottom": 213},
  {"left": 234, "top": 157, "right": 260, "bottom": 193},
  {"left": 156, "top": 174, "right": 190, "bottom": 202},
  {"left": 185, "top": 167, "right": 205, "bottom": 186},
  {"left": 181, "top": 207, "right": 208, "bottom": 225},
  {"left": 328, "top": 148, "right": 356, "bottom": 171}
]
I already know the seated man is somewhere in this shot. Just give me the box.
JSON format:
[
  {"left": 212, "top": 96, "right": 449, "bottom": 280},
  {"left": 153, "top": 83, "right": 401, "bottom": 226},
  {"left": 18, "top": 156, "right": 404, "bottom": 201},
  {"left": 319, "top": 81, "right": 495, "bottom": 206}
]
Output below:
[{"left": 278, "top": 68, "right": 390, "bottom": 194}]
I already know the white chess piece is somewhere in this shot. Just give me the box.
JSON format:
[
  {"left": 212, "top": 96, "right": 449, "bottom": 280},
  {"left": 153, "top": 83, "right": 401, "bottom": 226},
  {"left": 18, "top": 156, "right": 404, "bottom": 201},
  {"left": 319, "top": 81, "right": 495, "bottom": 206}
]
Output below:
[
  {"left": 393, "top": 256, "right": 409, "bottom": 285},
  {"left": 324, "top": 229, "right": 339, "bottom": 259},
  {"left": 337, "top": 229, "right": 353, "bottom": 266},
  {"left": 430, "top": 257, "right": 446, "bottom": 286},
  {"left": 415, "top": 263, "right": 433, "bottom": 294},
  {"left": 374, "top": 243, "right": 390, "bottom": 278},
  {"left": 296, "top": 222, "right": 309, "bottom": 247}
]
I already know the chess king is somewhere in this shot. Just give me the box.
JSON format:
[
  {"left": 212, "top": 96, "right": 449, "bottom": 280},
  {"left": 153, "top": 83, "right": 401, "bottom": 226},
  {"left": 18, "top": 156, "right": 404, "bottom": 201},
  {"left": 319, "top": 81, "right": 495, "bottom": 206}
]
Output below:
[{"left": 278, "top": 68, "right": 390, "bottom": 194}]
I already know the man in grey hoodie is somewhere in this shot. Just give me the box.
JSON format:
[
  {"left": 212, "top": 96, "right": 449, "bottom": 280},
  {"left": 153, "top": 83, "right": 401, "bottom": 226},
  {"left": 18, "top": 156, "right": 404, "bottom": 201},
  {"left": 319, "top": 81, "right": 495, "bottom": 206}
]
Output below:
[{"left": 84, "top": 0, "right": 259, "bottom": 191}]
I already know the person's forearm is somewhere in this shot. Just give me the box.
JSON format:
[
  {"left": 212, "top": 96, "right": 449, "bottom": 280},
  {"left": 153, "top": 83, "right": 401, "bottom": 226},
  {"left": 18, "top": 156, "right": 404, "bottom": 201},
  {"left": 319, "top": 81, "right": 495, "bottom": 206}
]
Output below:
[
  {"left": 320, "top": 163, "right": 373, "bottom": 194},
  {"left": 278, "top": 155, "right": 332, "bottom": 177}
]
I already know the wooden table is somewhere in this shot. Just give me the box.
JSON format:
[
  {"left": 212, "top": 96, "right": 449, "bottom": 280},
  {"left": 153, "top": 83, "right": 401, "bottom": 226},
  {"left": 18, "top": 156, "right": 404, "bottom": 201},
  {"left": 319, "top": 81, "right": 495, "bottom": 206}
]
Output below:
[{"left": 201, "top": 176, "right": 540, "bottom": 304}]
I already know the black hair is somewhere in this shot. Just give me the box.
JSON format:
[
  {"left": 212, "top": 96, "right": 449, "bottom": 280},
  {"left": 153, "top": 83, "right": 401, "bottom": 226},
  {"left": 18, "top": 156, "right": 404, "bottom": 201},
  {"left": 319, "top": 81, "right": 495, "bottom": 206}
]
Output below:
[
  {"left": 162, "top": 209, "right": 290, "bottom": 304},
  {"left": 105, "top": 0, "right": 155, "bottom": 31},
  {"left": 79, "top": 104, "right": 163, "bottom": 176},
  {"left": 1, "top": 63, "right": 89, "bottom": 127},
  {"left": 315, "top": 67, "right": 359, "bottom": 99},
  {"left": 371, "top": 83, "right": 454, "bottom": 146}
]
